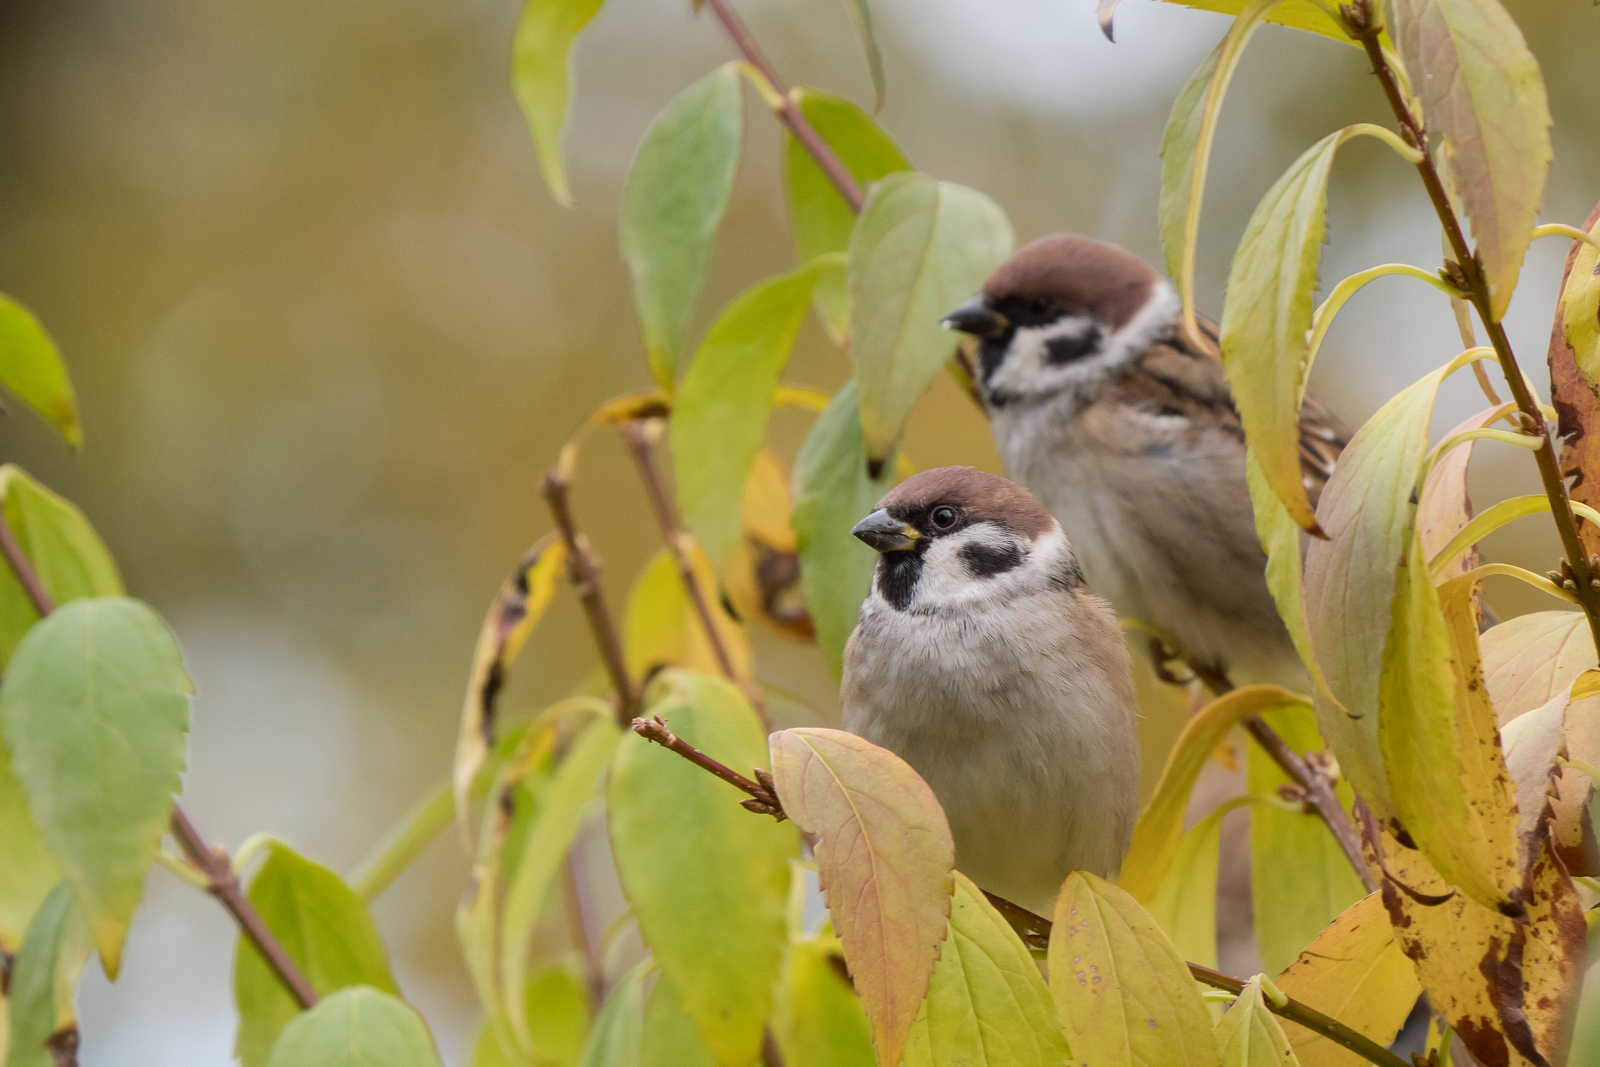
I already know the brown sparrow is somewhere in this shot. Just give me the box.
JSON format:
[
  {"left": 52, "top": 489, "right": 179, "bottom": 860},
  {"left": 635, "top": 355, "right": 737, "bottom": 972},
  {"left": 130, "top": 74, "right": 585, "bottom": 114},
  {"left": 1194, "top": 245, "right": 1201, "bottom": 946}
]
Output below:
[
  {"left": 941, "top": 234, "right": 1350, "bottom": 689},
  {"left": 840, "top": 466, "right": 1140, "bottom": 914}
]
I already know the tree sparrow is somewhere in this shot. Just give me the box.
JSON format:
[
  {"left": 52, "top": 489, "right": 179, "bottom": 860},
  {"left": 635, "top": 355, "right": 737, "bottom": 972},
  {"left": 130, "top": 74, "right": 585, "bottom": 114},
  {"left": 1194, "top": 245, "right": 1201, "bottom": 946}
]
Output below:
[
  {"left": 941, "top": 234, "right": 1350, "bottom": 690},
  {"left": 840, "top": 466, "right": 1140, "bottom": 914}
]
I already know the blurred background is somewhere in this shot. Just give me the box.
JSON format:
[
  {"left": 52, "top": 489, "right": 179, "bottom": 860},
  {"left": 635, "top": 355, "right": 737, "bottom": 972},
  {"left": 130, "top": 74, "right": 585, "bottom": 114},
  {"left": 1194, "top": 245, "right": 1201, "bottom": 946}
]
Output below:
[{"left": 1, "top": 0, "right": 1597, "bottom": 1061}]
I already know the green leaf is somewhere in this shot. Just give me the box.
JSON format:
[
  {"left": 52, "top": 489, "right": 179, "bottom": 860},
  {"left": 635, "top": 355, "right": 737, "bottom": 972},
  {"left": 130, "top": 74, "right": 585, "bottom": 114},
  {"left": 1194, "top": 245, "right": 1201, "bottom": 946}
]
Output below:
[
  {"left": 0, "top": 736, "right": 57, "bottom": 955},
  {"left": 1213, "top": 976, "right": 1300, "bottom": 1066},
  {"left": 640, "top": 974, "right": 717, "bottom": 1067},
  {"left": 790, "top": 382, "right": 896, "bottom": 677},
  {"left": 469, "top": 960, "right": 591, "bottom": 1067},
  {"left": 1245, "top": 454, "right": 1319, "bottom": 685},
  {"left": 1050, "top": 871, "right": 1220, "bottom": 1067},
  {"left": 501, "top": 716, "right": 620, "bottom": 1047},
  {"left": 1306, "top": 359, "right": 1520, "bottom": 909},
  {"left": 1561, "top": 216, "right": 1600, "bottom": 388},
  {"left": 1393, "top": 0, "right": 1550, "bottom": 319},
  {"left": 783, "top": 89, "right": 910, "bottom": 343},
  {"left": 6, "top": 882, "right": 91, "bottom": 1067},
  {"left": 0, "top": 296, "right": 79, "bottom": 448},
  {"left": 848, "top": 171, "right": 1012, "bottom": 462},
  {"left": 0, "top": 596, "right": 190, "bottom": 977},
  {"left": 837, "top": 2, "right": 885, "bottom": 113},
  {"left": 0, "top": 464, "right": 124, "bottom": 669},
  {"left": 772, "top": 938, "right": 875, "bottom": 1067},
  {"left": 511, "top": 0, "right": 607, "bottom": 207},
  {"left": 1119, "top": 685, "right": 1309, "bottom": 901},
  {"left": 902, "top": 872, "right": 1071, "bottom": 1067},
  {"left": 620, "top": 65, "right": 744, "bottom": 390},
  {"left": 1275, "top": 893, "right": 1420, "bottom": 1067},
  {"left": 234, "top": 843, "right": 401, "bottom": 1067},
  {"left": 1144, "top": 800, "right": 1243, "bottom": 970},
  {"left": 609, "top": 672, "right": 795, "bottom": 1067},
  {"left": 1159, "top": 0, "right": 1280, "bottom": 330},
  {"left": 1221, "top": 126, "right": 1366, "bottom": 534},
  {"left": 264, "top": 986, "right": 442, "bottom": 1067},
  {"left": 768, "top": 728, "right": 955, "bottom": 1067},
  {"left": 1246, "top": 706, "right": 1364, "bottom": 975},
  {"left": 575, "top": 963, "right": 647, "bottom": 1067},
  {"left": 673, "top": 266, "right": 820, "bottom": 568}
]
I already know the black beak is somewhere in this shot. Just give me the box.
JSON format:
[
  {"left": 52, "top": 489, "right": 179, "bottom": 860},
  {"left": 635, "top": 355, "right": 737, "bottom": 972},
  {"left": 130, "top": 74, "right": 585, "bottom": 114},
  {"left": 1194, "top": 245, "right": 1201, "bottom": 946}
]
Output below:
[
  {"left": 941, "top": 296, "right": 1008, "bottom": 339},
  {"left": 851, "top": 509, "right": 920, "bottom": 553}
]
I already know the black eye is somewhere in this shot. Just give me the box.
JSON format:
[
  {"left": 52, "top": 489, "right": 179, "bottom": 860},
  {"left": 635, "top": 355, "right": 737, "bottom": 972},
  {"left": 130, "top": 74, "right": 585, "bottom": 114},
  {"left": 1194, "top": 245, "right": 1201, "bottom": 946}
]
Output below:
[
  {"left": 1028, "top": 296, "right": 1051, "bottom": 315},
  {"left": 930, "top": 506, "right": 958, "bottom": 530}
]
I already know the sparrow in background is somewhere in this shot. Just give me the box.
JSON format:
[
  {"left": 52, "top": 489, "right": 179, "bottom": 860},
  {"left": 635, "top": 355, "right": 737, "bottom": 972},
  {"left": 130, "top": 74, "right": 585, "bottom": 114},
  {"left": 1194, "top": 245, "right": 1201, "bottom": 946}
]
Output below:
[
  {"left": 841, "top": 466, "right": 1140, "bottom": 914},
  {"left": 942, "top": 235, "right": 1351, "bottom": 690}
]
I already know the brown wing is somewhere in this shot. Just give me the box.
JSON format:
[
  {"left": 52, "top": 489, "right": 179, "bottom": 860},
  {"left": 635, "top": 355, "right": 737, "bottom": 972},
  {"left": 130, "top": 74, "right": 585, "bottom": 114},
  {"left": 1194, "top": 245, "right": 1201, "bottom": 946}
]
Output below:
[{"left": 1123, "top": 316, "right": 1352, "bottom": 508}]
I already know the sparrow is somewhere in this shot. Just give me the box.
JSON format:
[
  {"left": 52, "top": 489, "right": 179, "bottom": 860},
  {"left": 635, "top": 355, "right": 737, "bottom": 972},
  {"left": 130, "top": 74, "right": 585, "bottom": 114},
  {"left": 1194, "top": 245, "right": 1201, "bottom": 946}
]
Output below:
[
  {"left": 840, "top": 466, "right": 1140, "bottom": 914},
  {"left": 941, "top": 234, "right": 1351, "bottom": 690}
]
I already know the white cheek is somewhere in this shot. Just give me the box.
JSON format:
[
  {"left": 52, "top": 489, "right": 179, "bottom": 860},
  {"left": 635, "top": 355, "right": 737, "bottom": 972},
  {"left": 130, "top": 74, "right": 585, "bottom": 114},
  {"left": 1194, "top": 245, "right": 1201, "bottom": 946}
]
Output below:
[
  {"left": 905, "top": 524, "right": 1059, "bottom": 611},
  {"left": 985, "top": 315, "right": 1101, "bottom": 401}
]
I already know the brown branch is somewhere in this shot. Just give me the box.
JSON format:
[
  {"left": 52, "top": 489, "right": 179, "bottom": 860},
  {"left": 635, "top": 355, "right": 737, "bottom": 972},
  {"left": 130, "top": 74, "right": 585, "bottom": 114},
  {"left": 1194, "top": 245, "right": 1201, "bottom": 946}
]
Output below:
[
  {"left": 169, "top": 808, "right": 319, "bottom": 1009},
  {"left": 700, "top": 0, "right": 865, "bottom": 213},
  {"left": 631, "top": 715, "right": 785, "bottom": 819},
  {"left": 561, "top": 853, "right": 604, "bottom": 1012},
  {"left": 1157, "top": 642, "right": 1376, "bottom": 893},
  {"left": 0, "top": 516, "right": 54, "bottom": 616},
  {"left": 621, "top": 421, "right": 739, "bottom": 683},
  {"left": 0, "top": 515, "right": 320, "bottom": 1011},
  {"left": 541, "top": 468, "right": 639, "bottom": 726},
  {"left": 1346, "top": 0, "right": 1600, "bottom": 656}
]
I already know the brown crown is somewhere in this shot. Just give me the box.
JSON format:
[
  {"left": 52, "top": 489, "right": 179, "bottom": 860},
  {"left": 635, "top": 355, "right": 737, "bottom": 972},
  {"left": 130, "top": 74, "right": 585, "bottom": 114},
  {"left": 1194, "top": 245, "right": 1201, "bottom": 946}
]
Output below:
[
  {"left": 878, "top": 466, "right": 1055, "bottom": 539},
  {"left": 983, "top": 234, "right": 1160, "bottom": 331}
]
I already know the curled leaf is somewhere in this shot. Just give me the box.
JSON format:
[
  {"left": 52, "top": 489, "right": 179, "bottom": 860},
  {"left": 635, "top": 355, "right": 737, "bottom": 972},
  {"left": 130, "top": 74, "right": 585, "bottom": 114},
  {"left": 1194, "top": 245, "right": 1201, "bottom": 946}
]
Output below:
[
  {"left": 0, "top": 295, "right": 79, "bottom": 449},
  {"left": 454, "top": 534, "right": 568, "bottom": 838},
  {"left": 1549, "top": 203, "right": 1600, "bottom": 559},
  {"left": 768, "top": 727, "right": 955, "bottom": 1067},
  {"left": 6, "top": 882, "right": 91, "bottom": 1067}
]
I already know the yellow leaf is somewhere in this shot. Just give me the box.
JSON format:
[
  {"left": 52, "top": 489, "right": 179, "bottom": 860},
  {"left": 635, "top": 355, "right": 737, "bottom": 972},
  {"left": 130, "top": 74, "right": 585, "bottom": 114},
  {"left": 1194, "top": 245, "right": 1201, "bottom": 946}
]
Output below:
[
  {"left": 1418, "top": 406, "right": 1505, "bottom": 578},
  {"left": 1370, "top": 828, "right": 1585, "bottom": 1066},
  {"left": 723, "top": 450, "right": 812, "bottom": 642},
  {"left": 1120, "top": 685, "right": 1309, "bottom": 901},
  {"left": 1158, "top": 0, "right": 1358, "bottom": 43},
  {"left": 453, "top": 534, "right": 569, "bottom": 838},
  {"left": 1050, "top": 871, "right": 1220, "bottom": 1067},
  {"left": 1393, "top": 0, "right": 1551, "bottom": 319},
  {"left": 902, "top": 873, "right": 1070, "bottom": 1067},
  {"left": 622, "top": 545, "right": 751, "bottom": 684},
  {"left": 771, "top": 938, "right": 875, "bottom": 1067},
  {"left": 1145, "top": 798, "right": 1249, "bottom": 969},
  {"left": 1276, "top": 893, "right": 1420, "bottom": 1067},
  {"left": 767, "top": 728, "right": 955, "bottom": 1067},
  {"left": 1213, "top": 976, "right": 1300, "bottom": 1066},
  {"left": 1381, "top": 550, "right": 1520, "bottom": 911},
  {"left": 1560, "top": 214, "right": 1600, "bottom": 388}
]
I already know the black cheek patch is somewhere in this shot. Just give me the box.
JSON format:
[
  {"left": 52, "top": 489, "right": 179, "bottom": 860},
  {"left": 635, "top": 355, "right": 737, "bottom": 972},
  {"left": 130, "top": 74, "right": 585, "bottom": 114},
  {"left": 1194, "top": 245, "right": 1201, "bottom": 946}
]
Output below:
[
  {"left": 1045, "top": 327, "right": 1102, "bottom": 365},
  {"left": 877, "top": 553, "right": 922, "bottom": 611},
  {"left": 959, "top": 541, "right": 1023, "bottom": 579}
]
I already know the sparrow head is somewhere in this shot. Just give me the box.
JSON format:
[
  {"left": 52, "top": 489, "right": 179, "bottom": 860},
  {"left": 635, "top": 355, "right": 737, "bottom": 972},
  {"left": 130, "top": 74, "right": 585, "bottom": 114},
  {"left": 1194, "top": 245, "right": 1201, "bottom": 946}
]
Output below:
[
  {"left": 852, "top": 466, "right": 1083, "bottom": 613},
  {"left": 942, "top": 234, "right": 1180, "bottom": 407}
]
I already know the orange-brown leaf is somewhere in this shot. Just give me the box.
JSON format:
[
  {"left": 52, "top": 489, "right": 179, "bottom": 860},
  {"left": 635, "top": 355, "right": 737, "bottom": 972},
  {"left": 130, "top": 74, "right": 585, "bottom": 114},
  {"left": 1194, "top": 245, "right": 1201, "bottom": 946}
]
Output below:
[{"left": 767, "top": 728, "right": 955, "bottom": 1067}]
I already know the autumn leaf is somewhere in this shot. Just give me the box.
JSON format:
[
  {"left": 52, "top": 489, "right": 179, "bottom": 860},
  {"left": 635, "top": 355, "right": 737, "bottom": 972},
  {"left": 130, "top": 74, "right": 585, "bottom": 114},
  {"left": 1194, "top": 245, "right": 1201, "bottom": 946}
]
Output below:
[
  {"left": 1481, "top": 610, "right": 1596, "bottom": 721},
  {"left": 1276, "top": 893, "right": 1420, "bottom": 1067},
  {"left": 768, "top": 727, "right": 955, "bottom": 1067},
  {"left": 1393, "top": 0, "right": 1551, "bottom": 319},
  {"left": 1050, "top": 871, "right": 1220, "bottom": 1067}
]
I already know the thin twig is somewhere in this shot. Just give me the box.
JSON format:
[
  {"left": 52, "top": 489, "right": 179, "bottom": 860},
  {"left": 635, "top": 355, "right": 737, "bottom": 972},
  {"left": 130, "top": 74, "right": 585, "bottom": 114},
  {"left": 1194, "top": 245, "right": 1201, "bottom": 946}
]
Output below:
[
  {"left": 0, "top": 520, "right": 320, "bottom": 1011},
  {"left": 0, "top": 516, "right": 53, "bottom": 615},
  {"left": 1346, "top": 0, "right": 1600, "bottom": 657},
  {"left": 700, "top": 0, "right": 865, "bottom": 213},
  {"left": 639, "top": 714, "right": 1405, "bottom": 1067},
  {"left": 631, "top": 715, "right": 785, "bottom": 820},
  {"left": 170, "top": 809, "right": 319, "bottom": 1009},
  {"left": 562, "top": 852, "right": 604, "bottom": 1012},
  {"left": 541, "top": 469, "right": 639, "bottom": 726},
  {"left": 1168, "top": 646, "right": 1376, "bottom": 892},
  {"left": 621, "top": 421, "right": 739, "bottom": 682}
]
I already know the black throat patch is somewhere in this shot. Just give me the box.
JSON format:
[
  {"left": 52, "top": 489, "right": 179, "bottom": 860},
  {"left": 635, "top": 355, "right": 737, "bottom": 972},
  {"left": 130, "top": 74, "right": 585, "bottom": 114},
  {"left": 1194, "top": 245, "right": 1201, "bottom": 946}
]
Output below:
[{"left": 876, "top": 549, "right": 924, "bottom": 611}]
